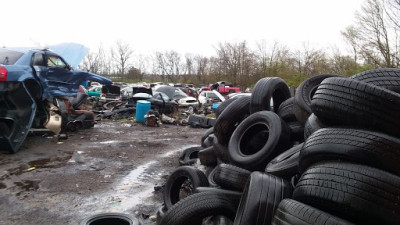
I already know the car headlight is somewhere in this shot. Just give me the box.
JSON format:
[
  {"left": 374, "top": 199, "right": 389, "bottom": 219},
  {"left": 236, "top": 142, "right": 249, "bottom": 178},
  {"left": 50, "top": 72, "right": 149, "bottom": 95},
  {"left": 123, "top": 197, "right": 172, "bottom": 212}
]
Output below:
[{"left": 178, "top": 99, "right": 185, "bottom": 104}]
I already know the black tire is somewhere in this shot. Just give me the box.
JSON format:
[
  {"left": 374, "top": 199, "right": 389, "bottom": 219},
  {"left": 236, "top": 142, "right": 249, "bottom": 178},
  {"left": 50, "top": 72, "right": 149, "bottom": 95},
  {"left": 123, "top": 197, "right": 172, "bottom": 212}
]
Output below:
[
  {"left": 202, "top": 134, "right": 215, "bottom": 148},
  {"left": 298, "top": 127, "right": 400, "bottom": 175},
  {"left": 294, "top": 74, "right": 341, "bottom": 125},
  {"left": 351, "top": 68, "right": 400, "bottom": 93},
  {"left": 233, "top": 172, "right": 292, "bottom": 225},
  {"left": 214, "top": 96, "right": 251, "bottom": 145},
  {"left": 213, "top": 137, "right": 230, "bottom": 163},
  {"left": 228, "top": 111, "right": 292, "bottom": 171},
  {"left": 272, "top": 199, "right": 355, "bottom": 225},
  {"left": 215, "top": 97, "right": 238, "bottom": 119},
  {"left": 311, "top": 77, "right": 400, "bottom": 138},
  {"left": 198, "top": 146, "right": 218, "bottom": 166},
  {"left": 265, "top": 143, "right": 302, "bottom": 178},
  {"left": 79, "top": 213, "right": 140, "bottom": 225},
  {"left": 201, "top": 127, "right": 214, "bottom": 147},
  {"left": 303, "top": 113, "right": 326, "bottom": 140},
  {"left": 214, "top": 164, "right": 251, "bottom": 191},
  {"left": 179, "top": 146, "right": 202, "bottom": 166},
  {"left": 293, "top": 162, "right": 400, "bottom": 225},
  {"left": 156, "top": 204, "right": 168, "bottom": 225},
  {"left": 163, "top": 166, "right": 209, "bottom": 209},
  {"left": 194, "top": 187, "right": 243, "bottom": 207},
  {"left": 207, "top": 166, "right": 220, "bottom": 187},
  {"left": 277, "top": 97, "right": 296, "bottom": 122},
  {"left": 287, "top": 121, "right": 304, "bottom": 143},
  {"left": 160, "top": 192, "right": 237, "bottom": 225},
  {"left": 250, "top": 77, "right": 291, "bottom": 114}
]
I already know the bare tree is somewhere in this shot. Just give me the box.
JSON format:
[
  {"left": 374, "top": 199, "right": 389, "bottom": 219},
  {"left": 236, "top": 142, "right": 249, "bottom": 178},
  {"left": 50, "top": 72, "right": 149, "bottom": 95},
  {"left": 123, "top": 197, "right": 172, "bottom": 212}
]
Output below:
[
  {"left": 341, "top": 26, "right": 361, "bottom": 62},
  {"left": 154, "top": 50, "right": 182, "bottom": 82},
  {"left": 80, "top": 45, "right": 106, "bottom": 74},
  {"left": 111, "top": 40, "right": 134, "bottom": 77},
  {"left": 356, "top": 0, "right": 394, "bottom": 66}
]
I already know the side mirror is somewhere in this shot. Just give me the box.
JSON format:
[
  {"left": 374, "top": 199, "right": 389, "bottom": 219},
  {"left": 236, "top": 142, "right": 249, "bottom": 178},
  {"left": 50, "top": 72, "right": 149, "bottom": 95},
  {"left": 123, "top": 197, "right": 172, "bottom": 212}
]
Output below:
[{"left": 66, "top": 64, "right": 72, "bottom": 70}]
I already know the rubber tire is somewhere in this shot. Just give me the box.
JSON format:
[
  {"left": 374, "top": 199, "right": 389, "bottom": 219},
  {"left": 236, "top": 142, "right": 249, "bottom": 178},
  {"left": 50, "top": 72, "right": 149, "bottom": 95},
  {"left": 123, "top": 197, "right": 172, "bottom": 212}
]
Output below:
[
  {"left": 294, "top": 74, "right": 341, "bottom": 125},
  {"left": 201, "top": 127, "right": 214, "bottom": 148},
  {"left": 293, "top": 161, "right": 400, "bottom": 225},
  {"left": 79, "top": 213, "right": 140, "bottom": 225},
  {"left": 272, "top": 199, "right": 355, "bottom": 225},
  {"left": 179, "top": 146, "right": 202, "bottom": 166},
  {"left": 351, "top": 68, "right": 400, "bottom": 93},
  {"left": 213, "top": 137, "right": 230, "bottom": 163},
  {"left": 250, "top": 77, "right": 291, "bottom": 114},
  {"left": 303, "top": 113, "right": 326, "bottom": 140},
  {"left": 277, "top": 97, "right": 297, "bottom": 122},
  {"left": 163, "top": 166, "right": 209, "bottom": 209},
  {"left": 194, "top": 187, "right": 243, "bottom": 207},
  {"left": 228, "top": 111, "right": 292, "bottom": 171},
  {"left": 287, "top": 121, "right": 304, "bottom": 143},
  {"left": 202, "top": 134, "right": 215, "bottom": 148},
  {"left": 214, "top": 164, "right": 251, "bottom": 191},
  {"left": 207, "top": 166, "right": 220, "bottom": 187},
  {"left": 160, "top": 192, "right": 237, "bottom": 225},
  {"left": 233, "top": 172, "right": 292, "bottom": 225},
  {"left": 214, "top": 96, "right": 251, "bottom": 145},
  {"left": 215, "top": 97, "right": 238, "bottom": 119},
  {"left": 156, "top": 205, "right": 168, "bottom": 225},
  {"left": 311, "top": 77, "right": 400, "bottom": 138},
  {"left": 198, "top": 146, "right": 218, "bottom": 166},
  {"left": 265, "top": 143, "right": 302, "bottom": 178},
  {"left": 298, "top": 127, "right": 400, "bottom": 175}
]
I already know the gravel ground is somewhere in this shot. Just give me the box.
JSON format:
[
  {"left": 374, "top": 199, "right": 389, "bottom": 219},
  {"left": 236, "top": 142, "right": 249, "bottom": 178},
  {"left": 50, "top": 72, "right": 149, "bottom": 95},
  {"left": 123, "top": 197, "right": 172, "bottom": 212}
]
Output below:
[{"left": 0, "top": 120, "right": 204, "bottom": 225}]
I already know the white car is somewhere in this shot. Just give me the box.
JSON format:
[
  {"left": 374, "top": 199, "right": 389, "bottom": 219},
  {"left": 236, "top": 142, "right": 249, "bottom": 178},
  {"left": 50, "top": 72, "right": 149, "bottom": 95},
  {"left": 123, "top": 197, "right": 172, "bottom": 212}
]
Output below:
[
  {"left": 198, "top": 90, "right": 225, "bottom": 105},
  {"left": 173, "top": 89, "right": 199, "bottom": 107}
]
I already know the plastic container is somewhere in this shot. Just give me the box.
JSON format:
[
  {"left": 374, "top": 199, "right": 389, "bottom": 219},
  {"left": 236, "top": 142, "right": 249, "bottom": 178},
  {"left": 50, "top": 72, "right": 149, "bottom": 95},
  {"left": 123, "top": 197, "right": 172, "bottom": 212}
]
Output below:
[
  {"left": 212, "top": 103, "right": 220, "bottom": 113},
  {"left": 135, "top": 100, "right": 151, "bottom": 123}
]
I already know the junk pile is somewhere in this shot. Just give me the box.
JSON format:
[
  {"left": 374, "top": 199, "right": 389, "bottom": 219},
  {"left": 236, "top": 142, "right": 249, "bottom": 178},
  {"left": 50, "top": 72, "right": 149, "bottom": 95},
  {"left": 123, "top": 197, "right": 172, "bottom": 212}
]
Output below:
[{"left": 156, "top": 68, "right": 400, "bottom": 225}]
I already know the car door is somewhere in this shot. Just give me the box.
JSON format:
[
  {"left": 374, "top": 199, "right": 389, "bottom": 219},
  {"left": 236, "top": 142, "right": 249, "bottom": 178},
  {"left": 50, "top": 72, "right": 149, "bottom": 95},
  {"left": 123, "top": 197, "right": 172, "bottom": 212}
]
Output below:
[{"left": 32, "top": 52, "right": 77, "bottom": 99}]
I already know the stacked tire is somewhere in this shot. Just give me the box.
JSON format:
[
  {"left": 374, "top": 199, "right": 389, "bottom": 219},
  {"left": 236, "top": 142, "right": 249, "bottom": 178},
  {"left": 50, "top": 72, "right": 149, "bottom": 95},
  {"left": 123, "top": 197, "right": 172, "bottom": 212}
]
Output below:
[{"left": 158, "top": 68, "right": 400, "bottom": 225}]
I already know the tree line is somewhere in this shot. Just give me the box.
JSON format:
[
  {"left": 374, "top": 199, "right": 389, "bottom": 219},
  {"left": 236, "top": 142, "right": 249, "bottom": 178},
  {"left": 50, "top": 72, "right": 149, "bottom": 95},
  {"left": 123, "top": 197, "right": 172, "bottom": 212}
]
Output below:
[{"left": 79, "top": 0, "right": 400, "bottom": 89}]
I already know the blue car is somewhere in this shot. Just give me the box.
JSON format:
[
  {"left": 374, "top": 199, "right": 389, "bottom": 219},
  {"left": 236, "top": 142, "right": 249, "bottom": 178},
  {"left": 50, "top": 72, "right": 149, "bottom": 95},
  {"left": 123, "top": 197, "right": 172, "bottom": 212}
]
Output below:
[{"left": 0, "top": 45, "right": 112, "bottom": 153}]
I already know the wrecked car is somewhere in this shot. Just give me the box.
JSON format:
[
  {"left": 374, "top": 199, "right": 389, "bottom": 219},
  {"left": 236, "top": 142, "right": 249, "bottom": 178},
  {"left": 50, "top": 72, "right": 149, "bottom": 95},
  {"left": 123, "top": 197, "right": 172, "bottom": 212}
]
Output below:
[
  {"left": 173, "top": 88, "right": 199, "bottom": 110},
  {"left": 127, "top": 91, "right": 178, "bottom": 114},
  {"left": 0, "top": 46, "right": 112, "bottom": 153}
]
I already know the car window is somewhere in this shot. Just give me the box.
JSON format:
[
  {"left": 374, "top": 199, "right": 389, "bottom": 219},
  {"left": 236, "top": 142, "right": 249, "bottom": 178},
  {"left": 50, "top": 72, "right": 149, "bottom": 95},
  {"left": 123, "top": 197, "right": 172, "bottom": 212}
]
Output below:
[
  {"left": 0, "top": 49, "right": 24, "bottom": 65},
  {"left": 47, "top": 55, "right": 67, "bottom": 68},
  {"left": 207, "top": 92, "right": 218, "bottom": 98},
  {"left": 32, "top": 53, "right": 46, "bottom": 66}
]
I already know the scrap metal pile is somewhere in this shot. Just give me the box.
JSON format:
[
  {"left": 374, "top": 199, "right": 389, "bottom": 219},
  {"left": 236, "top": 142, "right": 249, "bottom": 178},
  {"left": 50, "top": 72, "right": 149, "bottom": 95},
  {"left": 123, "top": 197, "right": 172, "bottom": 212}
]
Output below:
[{"left": 155, "top": 68, "right": 400, "bottom": 225}]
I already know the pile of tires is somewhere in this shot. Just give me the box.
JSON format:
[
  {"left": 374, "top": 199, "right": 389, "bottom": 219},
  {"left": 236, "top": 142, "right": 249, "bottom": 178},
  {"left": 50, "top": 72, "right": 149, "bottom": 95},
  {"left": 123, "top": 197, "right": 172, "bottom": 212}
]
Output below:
[{"left": 157, "top": 68, "right": 400, "bottom": 225}]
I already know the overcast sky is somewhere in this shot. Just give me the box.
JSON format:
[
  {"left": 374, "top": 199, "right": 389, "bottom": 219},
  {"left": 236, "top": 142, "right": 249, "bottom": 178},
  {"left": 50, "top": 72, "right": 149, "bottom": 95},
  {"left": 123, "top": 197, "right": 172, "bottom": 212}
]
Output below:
[{"left": 2, "top": 0, "right": 365, "bottom": 56}]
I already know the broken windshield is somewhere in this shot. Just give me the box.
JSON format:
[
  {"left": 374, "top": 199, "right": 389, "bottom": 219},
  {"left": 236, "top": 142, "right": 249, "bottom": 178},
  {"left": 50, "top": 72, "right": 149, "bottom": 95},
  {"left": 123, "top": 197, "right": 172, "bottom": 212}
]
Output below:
[{"left": 0, "top": 49, "right": 24, "bottom": 65}]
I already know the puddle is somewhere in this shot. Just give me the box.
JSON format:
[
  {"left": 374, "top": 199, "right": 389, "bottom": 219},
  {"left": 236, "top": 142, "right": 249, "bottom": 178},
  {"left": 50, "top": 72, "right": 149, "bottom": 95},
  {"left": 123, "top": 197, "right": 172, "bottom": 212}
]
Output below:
[{"left": 75, "top": 146, "right": 200, "bottom": 213}]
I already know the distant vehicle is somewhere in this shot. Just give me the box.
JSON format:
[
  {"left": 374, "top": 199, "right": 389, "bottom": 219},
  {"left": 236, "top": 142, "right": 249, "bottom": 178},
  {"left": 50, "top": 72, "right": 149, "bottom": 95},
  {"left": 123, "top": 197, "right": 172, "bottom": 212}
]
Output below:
[
  {"left": 99, "top": 84, "right": 121, "bottom": 101},
  {"left": 173, "top": 89, "right": 199, "bottom": 108},
  {"left": 87, "top": 85, "right": 102, "bottom": 97},
  {"left": 211, "top": 81, "right": 241, "bottom": 94},
  {"left": 127, "top": 91, "right": 178, "bottom": 114},
  {"left": 198, "top": 90, "right": 225, "bottom": 105},
  {"left": 226, "top": 92, "right": 252, "bottom": 99}
]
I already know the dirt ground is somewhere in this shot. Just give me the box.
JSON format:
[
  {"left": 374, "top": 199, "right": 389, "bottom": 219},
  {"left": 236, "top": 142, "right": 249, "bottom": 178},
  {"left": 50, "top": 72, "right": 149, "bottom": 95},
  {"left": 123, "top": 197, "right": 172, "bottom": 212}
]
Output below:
[{"left": 0, "top": 120, "right": 205, "bottom": 225}]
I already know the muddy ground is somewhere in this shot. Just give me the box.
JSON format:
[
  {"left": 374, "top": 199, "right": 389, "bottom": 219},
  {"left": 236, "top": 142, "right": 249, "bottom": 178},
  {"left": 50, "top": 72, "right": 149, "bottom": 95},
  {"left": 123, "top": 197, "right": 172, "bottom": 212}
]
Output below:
[{"left": 0, "top": 120, "right": 205, "bottom": 225}]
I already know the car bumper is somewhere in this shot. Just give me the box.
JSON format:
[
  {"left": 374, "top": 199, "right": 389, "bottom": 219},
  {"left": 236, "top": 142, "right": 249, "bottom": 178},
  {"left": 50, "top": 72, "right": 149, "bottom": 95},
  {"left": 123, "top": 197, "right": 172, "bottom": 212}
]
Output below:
[{"left": 0, "top": 82, "right": 37, "bottom": 153}]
